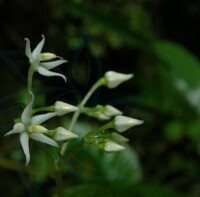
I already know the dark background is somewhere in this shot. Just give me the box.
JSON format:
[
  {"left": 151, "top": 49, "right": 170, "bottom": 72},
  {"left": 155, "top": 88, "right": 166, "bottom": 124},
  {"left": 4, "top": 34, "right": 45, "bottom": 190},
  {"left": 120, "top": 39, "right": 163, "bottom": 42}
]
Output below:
[{"left": 0, "top": 0, "right": 200, "bottom": 197}]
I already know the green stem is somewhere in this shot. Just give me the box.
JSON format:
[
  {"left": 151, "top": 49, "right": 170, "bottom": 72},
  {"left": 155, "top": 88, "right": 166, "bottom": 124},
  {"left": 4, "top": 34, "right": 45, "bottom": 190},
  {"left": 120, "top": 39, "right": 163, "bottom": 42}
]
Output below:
[
  {"left": 28, "top": 65, "right": 35, "bottom": 92},
  {"left": 55, "top": 160, "right": 64, "bottom": 197},
  {"left": 32, "top": 106, "right": 54, "bottom": 114},
  {"left": 60, "top": 78, "right": 105, "bottom": 155},
  {"left": 39, "top": 144, "right": 64, "bottom": 197}
]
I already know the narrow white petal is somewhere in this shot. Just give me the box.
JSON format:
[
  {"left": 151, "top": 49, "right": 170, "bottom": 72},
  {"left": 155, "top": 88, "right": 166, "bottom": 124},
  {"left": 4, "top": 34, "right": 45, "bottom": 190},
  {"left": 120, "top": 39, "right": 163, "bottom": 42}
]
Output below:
[
  {"left": 40, "top": 60, "right": 68, "bottom": 70},
  {"left": 21, "top": 92, "right": 34, "bottom": 125},
  {"left": 38, "top": 66, "right": 66, "bottom": 82},
  {"left": 20, "top": 133, "right": 30, "bottom": 166},
  {"left": 30, "top": 133, "right": 59, "bottom": 147},
  {"left": 31, "top": 112, "right": 58, "bottom": 125},
  {"left": 25, "top": 38, "right": 32, "bottom": 59},
  {"left": 4, "top": 123, "right": 25, "bottom": 136},
  {"left": 32, "top": 35, "right": 45, "bottom": 59}
]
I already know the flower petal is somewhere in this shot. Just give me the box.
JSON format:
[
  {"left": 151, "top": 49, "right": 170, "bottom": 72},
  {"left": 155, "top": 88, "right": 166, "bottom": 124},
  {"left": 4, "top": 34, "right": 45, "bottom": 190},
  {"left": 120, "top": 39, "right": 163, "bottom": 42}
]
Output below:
[
  {"left": 31, "top": 112, "right": 58, "bottom": 125},
  {"left": 4, "top": 123, "right": 25, "bottom": 136},
  {"left": 20, "top": 133, "right": 30, "bottom": 166},
  {"left": 30, "top": 133, "right": 59, "bottom": 147},
  {"left": 32, "top": 35, "right": 45, "bottom": 59},
  {"left": 21, "top": 92, "right": 34, "bottom": 125},
  {"left": 38, "top": 66, "right": 66, "bottom": 82},
  {"left": 40, "top": 60, "right": 68, "bottom": 70},
  {"left": 25, "top": 38, "right": 32, "bottom": 60}
]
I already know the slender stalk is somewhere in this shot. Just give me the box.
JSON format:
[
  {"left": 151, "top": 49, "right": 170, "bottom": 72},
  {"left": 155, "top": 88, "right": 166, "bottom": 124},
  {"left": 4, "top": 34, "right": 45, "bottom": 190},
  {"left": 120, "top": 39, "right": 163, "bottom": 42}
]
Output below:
[
  {"left": 86, "top": 122, "right": 114, "bottom": 135},
  {"left": 60, "top": 78, "right": 105, "bottom": 155},
  {"left": 32, "top": 106, "right": 54, "bottom": 114},
  {"left": 27, "top": 64, "right": 64, "bottom": 196},
  {"left": 28, "top": 65, "right": 35, "bottom": 92},
  {"left": 55, "top": 160, "right": 64, "bottom": 197}
]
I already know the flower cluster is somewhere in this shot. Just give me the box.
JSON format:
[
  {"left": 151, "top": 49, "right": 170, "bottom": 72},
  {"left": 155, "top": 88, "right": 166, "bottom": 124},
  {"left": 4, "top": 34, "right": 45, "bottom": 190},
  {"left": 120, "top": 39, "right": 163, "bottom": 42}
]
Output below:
[{"left": 5, "top": 35, "right": 143, "bottom": 166}]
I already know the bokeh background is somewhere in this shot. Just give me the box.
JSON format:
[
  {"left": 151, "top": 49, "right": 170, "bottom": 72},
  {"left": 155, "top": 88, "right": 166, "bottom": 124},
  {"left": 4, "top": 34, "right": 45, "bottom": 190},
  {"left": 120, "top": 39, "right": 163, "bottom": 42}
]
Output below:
[{"left": 0, "top": 0, "right": 200, "bottom": 197}]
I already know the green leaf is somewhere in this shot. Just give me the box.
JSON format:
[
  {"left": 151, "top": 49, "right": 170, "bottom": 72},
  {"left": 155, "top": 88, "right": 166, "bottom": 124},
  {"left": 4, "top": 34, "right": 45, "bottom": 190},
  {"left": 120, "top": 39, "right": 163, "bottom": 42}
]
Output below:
[
  {"left": 57, "top": 183, "right": 187, "bottom": 197},
  {"left": 165, "top": 121, "right": 184, "bottom": 142},
  {"left": 55, "top": 1, "right": 150, "bottom": 49},
  {"left": 152, "top": 40, "right": 200, "bottom": 112},
  {"left": 152, "top": 40, "right": 200, "bottom": 88},
  {"left": 67, "top": 143, "right": 142, "bottom": 184}
]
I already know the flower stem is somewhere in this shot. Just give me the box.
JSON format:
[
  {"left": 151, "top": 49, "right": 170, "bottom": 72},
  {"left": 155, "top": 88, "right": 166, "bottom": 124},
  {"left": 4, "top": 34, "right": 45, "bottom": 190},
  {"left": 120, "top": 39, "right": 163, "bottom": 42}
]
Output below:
[
  {"left": 55, "top": 160, "right": 64, "bottom": 197},
  {"left": 32, "top": 106, "right": 54, "bottom": 114},
  {"left": 39, "top": 143, "right": 64, "bottom": 197},
  {"left": 60, "top": 78, "right": 105, "bottom": 155},
  {"left": 28, "top": 65, "right": 35, "bottom": 92}
]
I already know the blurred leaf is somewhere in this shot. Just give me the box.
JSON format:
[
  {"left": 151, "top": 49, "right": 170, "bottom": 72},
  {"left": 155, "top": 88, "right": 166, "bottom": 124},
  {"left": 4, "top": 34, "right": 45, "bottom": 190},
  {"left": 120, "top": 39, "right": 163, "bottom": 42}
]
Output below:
[
  {"left": 68, "top": 144, "right": 142, "bottom": 184},
  {"left": 187, "top": 120, "right": 200, "bottom": 141},
  {"left": 165, "top": 121, "right": 184, "bottom": 142},
  {"left": 152, "top": 40, "right": 200, "bottom": 112},
  {"left": 61, "top": 2, "right": 150, "bottom": 49},
  {"left": 152, "top": 40, "right": 200, "bottom": 88},
  {"left": 56, "top": 183, "right": 186, "bottom": 197}
]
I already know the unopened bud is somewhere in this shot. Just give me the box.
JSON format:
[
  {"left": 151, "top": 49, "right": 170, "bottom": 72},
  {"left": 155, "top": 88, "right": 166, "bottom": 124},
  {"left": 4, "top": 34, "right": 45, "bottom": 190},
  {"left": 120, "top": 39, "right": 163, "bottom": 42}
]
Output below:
[
  {"left": 28, "top": 125, "right": 48, "bottom": 133},
  {"left": 53, "top": 127, "right": 78, "bottom": 141},
  {"left": 114, "top": 115, "right": 144, "bottom": 132},
  {"left": 104, "top": 141, "right": 125, "bottom": 152},
  {"left": 104, "top": 71, "right": 133, "bottom": 88},
  {"left": 54, "top": 101, "right": 78, "bottom": 116},
  {"left": 40, "top": 53, "right": 57, "bottom": 61}
]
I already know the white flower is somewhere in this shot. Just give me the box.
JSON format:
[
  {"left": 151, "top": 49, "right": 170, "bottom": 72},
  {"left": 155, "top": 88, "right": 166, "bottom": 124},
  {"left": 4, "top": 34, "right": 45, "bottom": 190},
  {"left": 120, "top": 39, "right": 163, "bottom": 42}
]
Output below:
[
  {"left": 54, "top": 101, "right": 78, "bottom": 116},
  {"left": 104, "top": 105, "right": 122, "bottom": 117},
  {"left": 53, "top": 127, "right": 78, "bottom": 141},
  {"left": 104, "top": 71, "right": 133, "bottom": 88},
  {"left": 4, "top": 92, "right": 58, "bottom": 166},
  {"left": 104, "top": 141, "right": 125, "bottom": 152},
  {"left": 114, "top": 115, "right": 144, "bottom": 132},
  {"left": 25, "top": 35, "right": 67, "bottom": 82}
]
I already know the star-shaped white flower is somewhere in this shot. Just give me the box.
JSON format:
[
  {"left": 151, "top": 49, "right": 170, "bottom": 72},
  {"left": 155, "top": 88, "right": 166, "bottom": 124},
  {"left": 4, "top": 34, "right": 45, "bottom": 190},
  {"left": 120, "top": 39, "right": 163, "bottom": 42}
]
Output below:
[
  {"left": 25, "top": 35, "right": 67, "bottom": 82},
  {"left": 5, "top": 92, "right": 59, "bottom": 166}
]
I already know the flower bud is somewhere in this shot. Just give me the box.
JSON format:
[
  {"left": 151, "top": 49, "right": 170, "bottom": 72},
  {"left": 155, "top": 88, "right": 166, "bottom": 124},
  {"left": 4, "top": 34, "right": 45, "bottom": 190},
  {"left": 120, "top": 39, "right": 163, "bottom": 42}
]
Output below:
[
  {"left": 53, "top": 127, "right": 78, "bottom": 141},
  {"left": 54, "top": 101, "right": 78, "bottom": 116},
  {"left": 111, "top": 133, "right": 129, "bottom": 143},
  {"left": 104, "top": 141, "right": 125, "bottom": 152},
  {"left": 114, "top": 115, "right": 144, "bottom": 132},
  {"left": 40, "top": 53, "right": 57, "bottom": 61},
  {"left": 28, "top": 125, "right": 48, "bottom": 133},
  {"left": 104, "top": 105, "right": 122, "bottom": 117},
  {"left": 104, "top": 71, "right": 133, "bottom": 88}
]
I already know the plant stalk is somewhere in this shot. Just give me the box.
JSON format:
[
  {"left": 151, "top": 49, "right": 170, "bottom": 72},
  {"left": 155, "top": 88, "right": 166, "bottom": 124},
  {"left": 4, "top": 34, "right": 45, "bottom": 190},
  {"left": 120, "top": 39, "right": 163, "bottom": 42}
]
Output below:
[{"left": 60, "top": 78, "right": 104, "bottom": 155}]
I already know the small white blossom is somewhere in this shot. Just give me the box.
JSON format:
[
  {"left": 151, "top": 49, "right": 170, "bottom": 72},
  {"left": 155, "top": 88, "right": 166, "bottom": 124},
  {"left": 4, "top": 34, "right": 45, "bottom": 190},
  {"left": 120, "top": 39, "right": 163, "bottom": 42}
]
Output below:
[
  {"left": 114, "top": 115, "right": 144, "bottom": 132},
  {"left": 104, "top": 71, "right": 133, "bottom": 88},
  {"left": 53, "top": 127, "right": 78, "bottom": 141},
  {"left": 4, "top": 92, "right": 58, "bottom": 166},
  {"left": 104, "top": 141, "right": 125, "bottom": 152},
  {"left": 25, "top": 35, "right": 67, "bottom": 82},
  {"left": 54, "top": 101, "right": 78, "bottom": 116}
]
